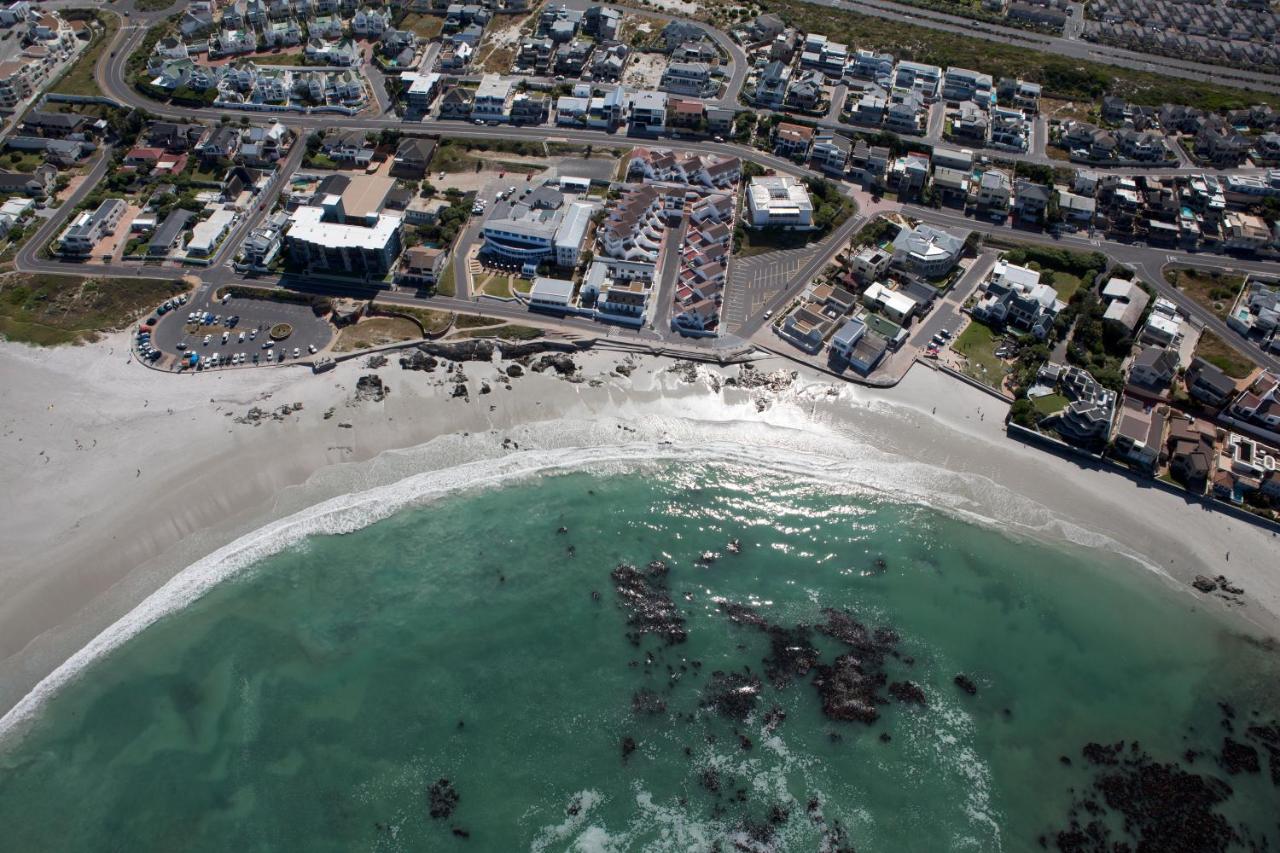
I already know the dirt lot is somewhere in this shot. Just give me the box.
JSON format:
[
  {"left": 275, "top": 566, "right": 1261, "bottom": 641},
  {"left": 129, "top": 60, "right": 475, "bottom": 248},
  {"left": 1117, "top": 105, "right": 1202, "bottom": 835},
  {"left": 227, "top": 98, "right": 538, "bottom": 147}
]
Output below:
[
  {"left": 623, "top": 52, "right": 668, "bottom": 90},
  {"left": 476, "top": 7, "right": 537, "bottom": 73}
]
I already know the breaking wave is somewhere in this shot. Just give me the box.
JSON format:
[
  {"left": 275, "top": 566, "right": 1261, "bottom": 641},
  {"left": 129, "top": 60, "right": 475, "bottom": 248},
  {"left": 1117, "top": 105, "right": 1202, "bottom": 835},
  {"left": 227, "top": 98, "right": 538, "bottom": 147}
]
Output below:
[{"left": 0, "top": 412, "right": 1166, "bottom": 744}]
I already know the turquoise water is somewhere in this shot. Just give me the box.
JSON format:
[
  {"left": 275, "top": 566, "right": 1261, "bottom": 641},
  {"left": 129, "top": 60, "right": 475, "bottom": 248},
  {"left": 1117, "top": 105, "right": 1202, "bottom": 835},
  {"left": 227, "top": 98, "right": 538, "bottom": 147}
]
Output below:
[{"left": 1, "top": 461, "right": 1277, "bottom": 850}]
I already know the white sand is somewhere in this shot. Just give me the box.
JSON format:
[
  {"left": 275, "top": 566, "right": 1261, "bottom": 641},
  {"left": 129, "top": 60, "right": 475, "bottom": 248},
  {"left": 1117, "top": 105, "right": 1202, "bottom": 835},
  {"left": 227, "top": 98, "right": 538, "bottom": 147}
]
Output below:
[{"left": 0, "top": 334, "right": 1276, "bottom": 718}]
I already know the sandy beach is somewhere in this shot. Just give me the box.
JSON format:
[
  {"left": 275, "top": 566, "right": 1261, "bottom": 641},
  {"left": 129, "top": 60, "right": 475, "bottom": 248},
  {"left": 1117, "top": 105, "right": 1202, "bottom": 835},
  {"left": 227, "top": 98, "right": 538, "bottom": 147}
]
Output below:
[{"left": 1, "top": 333, "right": 1276, "bottom": 720}]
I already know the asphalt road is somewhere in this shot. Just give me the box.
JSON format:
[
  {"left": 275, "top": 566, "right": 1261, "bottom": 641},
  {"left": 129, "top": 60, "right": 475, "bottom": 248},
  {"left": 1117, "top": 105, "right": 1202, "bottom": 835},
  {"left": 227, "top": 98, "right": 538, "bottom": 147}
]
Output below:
[{"left": 16, "top": 3, "right": 1278, "bottom": 372}]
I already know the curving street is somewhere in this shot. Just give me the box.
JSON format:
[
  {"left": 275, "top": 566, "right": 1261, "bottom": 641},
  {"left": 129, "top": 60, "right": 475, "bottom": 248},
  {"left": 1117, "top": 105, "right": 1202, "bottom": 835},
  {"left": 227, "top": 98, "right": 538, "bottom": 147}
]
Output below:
[{"left": 11, "top": 1, "right": 1280, "bottom": 374}]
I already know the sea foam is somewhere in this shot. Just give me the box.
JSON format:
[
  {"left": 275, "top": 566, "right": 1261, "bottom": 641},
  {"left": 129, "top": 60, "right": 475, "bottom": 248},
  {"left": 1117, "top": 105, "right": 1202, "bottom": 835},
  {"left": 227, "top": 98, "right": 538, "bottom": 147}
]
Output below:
[{"left": 0, "top": 413, "right": 1166, "bottom": 744}]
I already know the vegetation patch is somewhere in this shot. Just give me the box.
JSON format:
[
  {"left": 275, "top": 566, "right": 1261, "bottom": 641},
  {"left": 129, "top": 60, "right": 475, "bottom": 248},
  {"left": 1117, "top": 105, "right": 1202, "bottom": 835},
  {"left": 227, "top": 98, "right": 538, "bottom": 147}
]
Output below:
[
  {"left": 1164, "top": 268, "right": 1244, "bottom": 319},
  {"left": 953, "top": 319, "right": 1009, "bottom": 389},
  {"left": 269, "top": 322, "right": 293, "bottom": 340},
  {"left": 762, "top": 0, "right": 1278, "bottom": 109},
  {"left": 391, "top": 306, "right": 454, "bottom": 334},
  {"left": 0, "top": 273, "right": 186, "bottom": 346},
  {"left": 331, "top": 317, "right": 421, "bottom": 352},
  {"left": 51, "top": 11, "right": 120, "bottom": 97},
  {"left": 398, "top": 12, "right": 445, "bottom": 40},
  {"left": 453, "top": 313, "right": 504, "bottom": 329},
  {"left": 1194, "top": 330, "right": 1256, "bottom": 379},
  {"left": 462, "top": 324, "right": 544, "bottom": 340}
]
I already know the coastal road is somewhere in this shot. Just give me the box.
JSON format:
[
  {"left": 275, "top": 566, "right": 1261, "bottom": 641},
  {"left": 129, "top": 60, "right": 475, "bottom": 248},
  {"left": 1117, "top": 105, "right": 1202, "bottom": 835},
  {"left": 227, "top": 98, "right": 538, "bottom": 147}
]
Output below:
[
  {"left": 30, "top": 8, "right": 1280, "bottom": 368},
  {"left": 209, "top": 128, "right": 309, "bottom": 269},
  {"left": 14, "top": 147, "right": 113, "bottom": 273}
]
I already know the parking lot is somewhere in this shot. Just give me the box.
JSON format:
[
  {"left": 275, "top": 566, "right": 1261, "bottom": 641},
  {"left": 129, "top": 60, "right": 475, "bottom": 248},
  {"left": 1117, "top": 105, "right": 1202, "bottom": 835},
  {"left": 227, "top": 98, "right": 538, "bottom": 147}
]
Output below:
[
  {"left": 721, "top": 246, "right": 820, "bottom": 333},
  {"left": 146, "top": 291, "right": 334, "bottom": 371}
]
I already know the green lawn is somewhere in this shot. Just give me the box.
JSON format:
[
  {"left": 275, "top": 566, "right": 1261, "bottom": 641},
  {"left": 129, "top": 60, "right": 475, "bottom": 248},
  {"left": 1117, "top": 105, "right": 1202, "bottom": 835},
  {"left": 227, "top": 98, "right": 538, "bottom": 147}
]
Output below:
[
  {"left": 253, "top": 51, "right": 308, "bottom": 66},
  {"left": 953, "top": 319, "right": 1009, "bottom": 388},
  {"left": 134, "top": 0, "right": 178, "bottom": 10},
  {"left": 1164, "top": 268, "right": 1244, "bottom": 319},
  {"left": 1048, "top": 272, "right": 1083, "bottom": 301},
  {"left": 1194, "top": 330, "right": 1257, "bottom": 380},
  {"left": 1031, "top": 393, "right": 1069, "bottom": 416},
  {"left": 478, "top": 273, "right": 517, "bottom": 297},
  {"left": 0, "top": 274, "right": 188, "bottom": 345},
  {"left": 52, "top": 13, "right": 119, "bottom": 97},
  {"left": 302, "top": 153, "right": 340, "bottom": 170},
  {"left": 0, "top": 151, "right": 45, "bottom": 174}
]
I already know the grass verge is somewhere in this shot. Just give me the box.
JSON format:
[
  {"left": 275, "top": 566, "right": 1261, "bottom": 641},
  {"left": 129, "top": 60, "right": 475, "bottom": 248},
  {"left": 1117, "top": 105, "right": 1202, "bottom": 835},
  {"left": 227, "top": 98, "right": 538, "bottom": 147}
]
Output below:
[{"left": 51, "top": 12, "right": 119, "bottom": 97}]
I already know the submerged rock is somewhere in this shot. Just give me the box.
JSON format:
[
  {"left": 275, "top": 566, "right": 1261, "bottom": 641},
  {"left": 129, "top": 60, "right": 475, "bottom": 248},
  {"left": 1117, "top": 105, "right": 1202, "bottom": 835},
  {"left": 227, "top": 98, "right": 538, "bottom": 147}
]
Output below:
[
  {"left": 954, "top": 674, "right": 979, "bottom": 696},
  {"left": 1219, "top": 738, "right": 1260, "bottom": 775},
  {"left": 427, "top": 778, "right": 459, "bottom": 819},
  {"left": 763, "top": 625, "right": 820, "bottom": 689},
  {"left": 611, "top": 562, "right": 687, "bottom": 645},
  {"left": 701, "top": 671, "right": 762, "bottom": 721},
  {"left": 888, "top": 680, "right": 927, "bottom": 706},
  {"left": 631, "top": 689, "right": 667, "bottom": 716},
  {"left": 811, "top": 653, "right": 886, "bottom": 724}
]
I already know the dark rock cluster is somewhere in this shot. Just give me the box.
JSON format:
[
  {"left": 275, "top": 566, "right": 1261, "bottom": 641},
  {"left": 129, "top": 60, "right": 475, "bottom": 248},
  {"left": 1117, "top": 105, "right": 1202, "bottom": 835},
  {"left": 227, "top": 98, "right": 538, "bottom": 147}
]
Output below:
[
  {"left": 701, "top": 671, "right": 762, "bottom": 721},
  {"left": 353, "top": 373, "right": 388, "bottom": 403},
  {"left": 427, "top": 778, "right": 459, "bottom": 820},
  {"left": 611, "top": 561, "right": 687, "bottom": 645}
]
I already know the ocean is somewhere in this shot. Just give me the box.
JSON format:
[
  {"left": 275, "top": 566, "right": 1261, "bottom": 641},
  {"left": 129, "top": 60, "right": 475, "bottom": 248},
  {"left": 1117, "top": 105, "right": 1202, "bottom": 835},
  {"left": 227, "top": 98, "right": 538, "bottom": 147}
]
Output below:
[{"left": 0, "top": 454, "right": 1277, "bottom": 851}]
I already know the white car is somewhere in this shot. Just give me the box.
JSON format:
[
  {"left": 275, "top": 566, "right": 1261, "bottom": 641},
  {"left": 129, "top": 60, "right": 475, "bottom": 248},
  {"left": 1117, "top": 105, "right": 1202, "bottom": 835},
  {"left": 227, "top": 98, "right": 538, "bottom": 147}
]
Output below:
[
  {"left": 249, "top": 329, "right": 257, "bottom": 340},
  {"left": 238, "top": 332, "right": 245, "bottom": 343},
  {"left": 203, "top": 334, "right": 211, "bottom": 345},
  {"left": 292, "top": 347, "right": 300, "bottom": 358},
  {"left": 266, "top": 349, "right": 274, "bottom": 361},
  {"left": 308, "top": 344, "right": 317, "bottom": 354},
  {"left": 210, "top": 352, "right": 220, "bottom": 365},
  {"left": 221, "top": 332, "right": 229, "bottom": 343}
]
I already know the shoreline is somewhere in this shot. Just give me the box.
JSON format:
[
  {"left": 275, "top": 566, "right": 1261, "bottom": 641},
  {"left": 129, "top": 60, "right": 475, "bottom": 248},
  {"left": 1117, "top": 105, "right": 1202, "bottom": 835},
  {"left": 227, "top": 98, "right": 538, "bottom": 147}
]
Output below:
[{"left": 1, "top": 332, "right": 1277, "bottom": 725}]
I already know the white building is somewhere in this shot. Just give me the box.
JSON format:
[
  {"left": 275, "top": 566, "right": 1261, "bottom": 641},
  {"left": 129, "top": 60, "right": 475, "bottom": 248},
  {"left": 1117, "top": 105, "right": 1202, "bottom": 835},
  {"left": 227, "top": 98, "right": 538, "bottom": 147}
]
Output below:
[
  {"left": 890, "top": 223, "right": 965, "bottom": 278},
  {"left": 286, "top": 205, "right": 402, "bottom": 274},
  {"left": 745, "top": 175, "right": 813, "bottom": 228},
  {"left": 186, "top": 207, "right": 237, "bottom": 257},
  {"left": 528, "top": 276, "right": 575, "bottom": 311}
]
